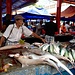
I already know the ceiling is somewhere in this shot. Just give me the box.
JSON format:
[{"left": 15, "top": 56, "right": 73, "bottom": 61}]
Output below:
[
  {"left": 62, "top": 0, "right": 75, "bottom": 4},
  {"left": 54, "top": 0, "right": 75, "bottom": 4},
  {"left": 2, "top": 0, "right": 75, "bottom": 14},
  {"left": 2, "top": 0, "right": 37, "bottom": 14}
]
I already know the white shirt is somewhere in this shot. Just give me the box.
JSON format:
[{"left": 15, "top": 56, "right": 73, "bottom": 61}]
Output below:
[
  {"left": 3, "top": 23, "right": 33, "bottom": 42},
  {"left": 65, "top": 24, "right": 70, "bottom": 32}
]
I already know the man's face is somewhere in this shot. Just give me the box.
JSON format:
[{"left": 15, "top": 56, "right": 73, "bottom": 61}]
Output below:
[{"left": 16, "top": 19, "right": 24, "bottom": 26}]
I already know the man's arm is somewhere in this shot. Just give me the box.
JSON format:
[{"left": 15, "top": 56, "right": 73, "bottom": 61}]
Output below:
[
  {"left": 31, "top": 32, "right": 46, "bottom": 43},
  {"left": 0, "top": 36, "right": 5, "bottom": 47}
]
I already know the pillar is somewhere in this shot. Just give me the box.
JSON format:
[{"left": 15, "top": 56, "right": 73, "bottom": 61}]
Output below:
[
  {"left": 0, "top": 0, "right": 2, "bottom": 30},
  {"left": 6, "top": 0, "right": 12, "bottom": 19},
  {"left": 56, "top": 0, "right": 62, "bottom": 34}
]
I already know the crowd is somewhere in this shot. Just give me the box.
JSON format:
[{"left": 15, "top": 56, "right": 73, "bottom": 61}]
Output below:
[
  {"left": 0, "top": 14, "right": 75, "bottom": 47},
  {"left": 60, "top": 21, "right": 75, "bottom": 34}
]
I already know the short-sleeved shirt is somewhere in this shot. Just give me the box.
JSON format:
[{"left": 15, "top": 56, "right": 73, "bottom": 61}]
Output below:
[
  {"left": 3, "top": 23, "right": 33, "bottom": 42},
  {"left": 61, "top": 25, "right": 66, "bottom": 33},
  {"left": 44, "top": 21, "right": 58, "bottom": 36}
]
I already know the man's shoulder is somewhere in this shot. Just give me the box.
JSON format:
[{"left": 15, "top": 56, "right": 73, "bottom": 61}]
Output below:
[
  {"left": 9, "top": 23, "right": 14, "bottom": 26},
  {"left": 7, "top": 24, "right": 14, "bottom": 28}
]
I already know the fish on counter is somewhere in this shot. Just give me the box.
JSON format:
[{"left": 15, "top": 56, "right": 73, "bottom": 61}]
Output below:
[
  {"left": 52, "top": 54, "right": 75, "bottom": 68},
  {"left": 40, "top": 42, "right": 75, "bottom": 64},
  {"left": 0, "top": 44, "right": 23, "bottom": 51},
  {"left": 27, "top": 52, "right": 74, "bottom": 75},
  {"left": 9, "top": 53, "right": 62, "bottom": 75},
  {"left": 32, "top": 42, "right": 43, "bottom": 47},
  {"left": 9, "top": 52, "right": 73, "bottom": 75},
  {"left": 72, "top": 49, "right": 75, "bottom": 61}
]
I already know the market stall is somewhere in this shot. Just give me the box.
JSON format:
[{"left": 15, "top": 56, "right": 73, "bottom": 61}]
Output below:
[
  {"left": 0, "top": 0, "right": 75, "bottom": 75},
  {"left": 21, "top": 34, "right": 73, "bottom": 44},
  {"left": 55, "top": 34, "right": 73, "bottom": 42},
  {"left": 0, "top": 42, "right": 75, "bottom": 75}
]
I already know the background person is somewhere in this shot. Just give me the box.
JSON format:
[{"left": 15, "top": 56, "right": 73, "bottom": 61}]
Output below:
[
  {"left": 65, "top": 21, "right": 70, "bottom": 33},
  {"left": 44, "top": 17, "right": 58, "bottom": 43},
  {"left": 1, "top": 14, "right": 14, "bottom": 33},
  {"left": 0, "top": 15, "right": 46, "bottom": 47},
  {"left": 60, "top": 22, "right": 67, "bottom": 34},
  {"left": 36, "top": 20, "right": 43, "bottom": 35}
]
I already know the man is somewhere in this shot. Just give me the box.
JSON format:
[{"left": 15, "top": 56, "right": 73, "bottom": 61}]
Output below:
[
  {"left": 44, "top": 17, "right": 58, "bottom": 43},
  {"left": 65, "top": 21, "right": 70, "bottom": 32},
  {"left": 36, "top": 20, "right": 43, "bottom": 35},
  {"left": 0, "top": 15, "right": 46, "bottom": 46},
  {"left": 60, "top": 22, "right": 67, "bottom": 34}
]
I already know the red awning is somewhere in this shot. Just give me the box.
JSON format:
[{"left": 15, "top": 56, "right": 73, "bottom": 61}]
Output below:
[{"left": 61, "top": 5, "right": 75, "bottom": 18}]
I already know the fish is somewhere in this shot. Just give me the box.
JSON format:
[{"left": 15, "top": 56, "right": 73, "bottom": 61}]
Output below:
[
  {"left": 40, "top": 43, "right": 49, "bottom": 51},
  {"left": 0, "top": 44, "right": 23, "bottom": 51},
  {"left": 64, "top": 50, "right": 69, "bottom": 58},
  {"left": 68, "top": 51, "right": 74, "bottom": 63},
  {"left": 60, "top": 47, "right": 66, "bottom": 56},
  {"left": 49, "top": 43, "right": 54, "bottom": 53},
  {"left": 9, "top": 53, "right": 73, "bottom": 75},
  {"left": 44, "top": 58, "right": 62, "bottom": 75},
  {"left": 40, "top": 43, "right": 46, "bottom": 49},
  {"left": 42, "top": 53, "right": 74, "bottom": 75},
  {"left": 14, "top": 55, "right": 49, "bottom": 67},
  {"left": 42, "top": 44, "right": 49, "bottom": 51},
  {"left": 52, "top": 43, "right": 60, "bottom": 54},
  {"left": 53, "top": 54, "right": 75, "bottom": 68},
  {"left": 9, "top": 53, "right": 62, "bottom": 75},
  {"left": 71, "top": 49, "right": 75, "bottom": 61},
  {"left": 29, "top": 52, "right": 73, "bottom": 75}
]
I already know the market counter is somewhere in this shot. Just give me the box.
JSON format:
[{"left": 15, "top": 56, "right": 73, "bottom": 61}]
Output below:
[
  {"left": 55, "top": 35, "right": 73, "bottom": 42},
  {"left": 22, "top": 35, "right": 73, "bottom": 44},
  {"left": 0, "top": 63, "right": 75, "bottom": 75},
  {"left": 0, "top": 45, "right": 75, "bottom": 75}
]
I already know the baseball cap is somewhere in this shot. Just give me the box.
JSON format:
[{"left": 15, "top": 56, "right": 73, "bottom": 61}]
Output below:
[{"left": 14, "top": 15, "right": 24, "bottom": 20}]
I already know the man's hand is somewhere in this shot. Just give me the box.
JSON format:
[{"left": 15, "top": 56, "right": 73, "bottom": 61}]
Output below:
[{"left": 41, "top": 38, "right": 46, "bottom": 43}]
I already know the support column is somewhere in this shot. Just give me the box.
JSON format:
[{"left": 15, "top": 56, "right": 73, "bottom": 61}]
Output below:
[
  {"left": 0, "top": 0, "right": 2, "bottom": 30},
  {"left": 56, "top": 0, "right": 62, "bottom": 34},
  {"left": 6, "top": 0, "right": 12, "bottom": 19}
]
